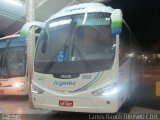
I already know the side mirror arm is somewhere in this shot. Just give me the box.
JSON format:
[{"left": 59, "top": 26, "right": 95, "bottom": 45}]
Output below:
[{"left": 20, "top": 21, "right": 45, "bottom": 37}]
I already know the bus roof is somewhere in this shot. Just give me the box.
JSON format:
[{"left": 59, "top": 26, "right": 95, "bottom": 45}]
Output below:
[{"left": 46, "top": 3, "right": 113, "bottom": 22}]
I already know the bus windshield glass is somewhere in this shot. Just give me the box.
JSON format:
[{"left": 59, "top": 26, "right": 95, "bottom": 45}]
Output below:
[
  {"left": 35, "top": 12, "right": 116, "bottom": 74},
  {"left": 0, "top": 37, "right": 26, "bottom": 78}
]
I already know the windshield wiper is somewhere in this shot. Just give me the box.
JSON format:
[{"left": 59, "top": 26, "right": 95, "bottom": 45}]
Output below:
[
  {"left": 71, "top": 44, "right": 92, "bottom": 73},
  {"left": 43, "top": 29, "right": 71, "bottom": 72},
  {"left": 70, "top": 29, "right": 92, "bottom": 73},
  {"left": 43, "top": 23, "right": 93, "bottom": 73},
  {"left": 43, "top": 19, "right": 77, "bottom": 72}
]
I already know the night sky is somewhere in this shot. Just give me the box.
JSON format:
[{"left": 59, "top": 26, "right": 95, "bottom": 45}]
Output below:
[{"left": 105, "top": 0, "right": 160, "bottom": 52}]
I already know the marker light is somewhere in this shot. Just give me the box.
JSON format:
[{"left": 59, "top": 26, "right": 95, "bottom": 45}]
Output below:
[
  {"left": 12, "top": 82, "right": 24, "bottom": 88},
  {"left": 32, "top": 84, "right": 44, "bottom": 94},
  {"left": 92, "top": 83, "right": 118, "bottom": 96},
  {"left": 144, "top": 56, "right": 148, "bottom": 59},
  {"left": 112, "top": 44, "right": 116, "bottom": 48},
  {"left": 49, "top": 19, "right": 72, "bottom": 28},
  {"left": 128, "top": 52, "right": 134, "bottom": 57},
  {"left": 3, "top": 0, "right": 23, "bottom": 7}
]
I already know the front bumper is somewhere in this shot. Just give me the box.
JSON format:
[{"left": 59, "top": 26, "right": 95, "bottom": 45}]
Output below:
[
  {"left": 32, "top": 91, "right": 121, "bottom": 113},
  {"left": 0, "top": 85, "right": 29, "bottom": 95}
]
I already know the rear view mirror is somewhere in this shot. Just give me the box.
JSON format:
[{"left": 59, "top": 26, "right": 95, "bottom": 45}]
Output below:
[
  {"left": 20, "top": 21, "right": 49, "bottom": 53},
  {"left": 111, "top": 9, "right": 123, "bottom": 35},
  {"left": 20, "top": 21, "right": 45, "bottom": 37}
]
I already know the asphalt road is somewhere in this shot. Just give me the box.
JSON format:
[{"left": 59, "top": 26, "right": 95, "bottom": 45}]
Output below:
[{"left": 131, "top": 65, "right": 160, "bottom": 110}]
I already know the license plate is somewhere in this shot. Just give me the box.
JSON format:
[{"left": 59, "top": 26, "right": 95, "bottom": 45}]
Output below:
[
  {"left": 0, "top": 90, "right": 4, "bottom": 95},
  {"left": 59, "top": 100, "right": 73, "bottom": 107}
]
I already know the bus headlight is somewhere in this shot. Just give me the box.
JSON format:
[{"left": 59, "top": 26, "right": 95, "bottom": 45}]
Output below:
[
  {"left": 32, "top": 84, "right": 44, "bottom": 94},
  {"left": 12, "top": 82, "right": 24, "bottom": 88},
  {"left": 92, "top": 83, "right": 118, "bottom": 96}
]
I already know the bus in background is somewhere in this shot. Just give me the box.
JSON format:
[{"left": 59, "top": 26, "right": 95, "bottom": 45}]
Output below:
[
  {"left": 20, "top": 3, "right": 142, "bottom": 113},
  {"left": 0, "top": 35, "right": 28, "bottom": 95}
]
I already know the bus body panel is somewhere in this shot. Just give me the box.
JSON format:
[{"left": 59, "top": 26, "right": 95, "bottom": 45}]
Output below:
[
  {"left": 46, "top": 3, "right": 113, "bottom": 22},
  {"left": 31, "top": 36, "right": 138, "bottom": 112},
  {"left": 31, "top": 36, "right": 127, "bottom": 113},
  {"left": 30, "top": 3, "right": 142, "bottom": 113},
  {"left": 32, "top": 80, "right": 120, "bottom": 113},
  {"left": 0, "top": 35, "right": 29, "bottom": 96},
  {"left": 33, "top": 71, "right": 112, "bottom": 93}
]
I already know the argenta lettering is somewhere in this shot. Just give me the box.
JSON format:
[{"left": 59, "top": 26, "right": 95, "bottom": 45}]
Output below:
[
  {"left": 53, "top": 80, "right": 76, "bottom": 86},
  {"left": 65, "top": 7, "right": 85, "bottom": 12}
]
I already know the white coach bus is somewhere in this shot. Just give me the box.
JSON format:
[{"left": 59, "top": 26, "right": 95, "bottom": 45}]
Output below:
[
  {"left": 20, "top": 3, "right": 142, "bottom": 113},
  {"left": 0, "top": 35, "right": 29, "bottom": 95}
]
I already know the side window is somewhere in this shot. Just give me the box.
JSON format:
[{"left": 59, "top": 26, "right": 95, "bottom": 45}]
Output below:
[
  {"left": 119, "top": 23, "right": 132, "bottom": 65},
  {"left": 35, "top": 28, "right": 41, "bottom": 46}
]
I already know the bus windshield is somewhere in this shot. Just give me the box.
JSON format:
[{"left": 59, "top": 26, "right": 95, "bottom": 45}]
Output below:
[
  {"left": 35, "top": 12, "right": 116, "bottom": 74},
  {"left": 0, "top": 37, "right": 26, "bottom": 78}
]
